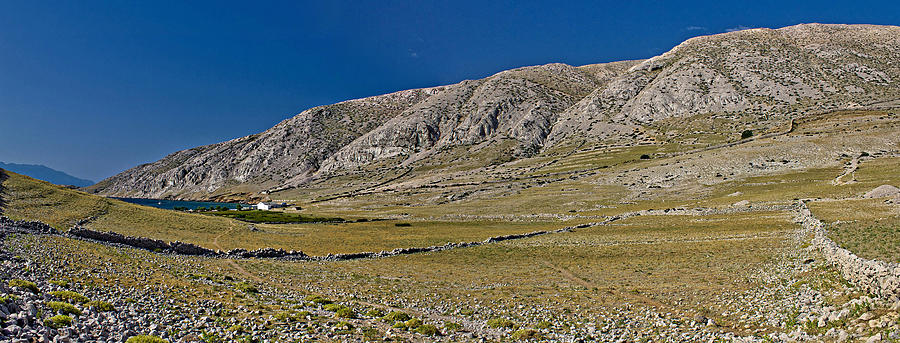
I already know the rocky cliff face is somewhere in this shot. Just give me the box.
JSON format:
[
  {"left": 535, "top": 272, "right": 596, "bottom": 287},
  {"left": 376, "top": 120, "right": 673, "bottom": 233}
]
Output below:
[
  {"left": 89, "top": 24, "right": 900, "bottom": 200},
  {"left": 86, "top": 87, "right": 441, "bottom": 199}
]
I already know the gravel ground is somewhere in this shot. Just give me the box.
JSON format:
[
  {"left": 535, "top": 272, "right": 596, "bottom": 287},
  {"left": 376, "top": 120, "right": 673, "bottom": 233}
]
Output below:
[{"left": 1, "top": 212, "right": 899, "bottom": 342}]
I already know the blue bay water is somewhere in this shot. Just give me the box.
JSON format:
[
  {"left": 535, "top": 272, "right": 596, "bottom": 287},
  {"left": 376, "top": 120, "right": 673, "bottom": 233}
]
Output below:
[{"left": 113, "top": 197, "right": 247, "bottom": 210}]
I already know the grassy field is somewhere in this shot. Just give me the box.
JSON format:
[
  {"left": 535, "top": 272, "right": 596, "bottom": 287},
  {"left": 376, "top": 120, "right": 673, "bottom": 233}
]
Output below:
[
  {"left": 239, "top": 210, "right": 796, "bottom": 335},
  {"left": 204, "top": 210, "right": 345, "bottom": 224},
  {"left": 808, "top": 198, "right": 900, "bottom": 262},
  {"left": 0, "top": 171, "right": 576, "bottom": 255}
]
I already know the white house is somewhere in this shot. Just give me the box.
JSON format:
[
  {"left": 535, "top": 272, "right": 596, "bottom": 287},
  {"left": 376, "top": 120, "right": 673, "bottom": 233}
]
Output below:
[{"left": 256, "top": 202, "right": 286, "bottom": 211}]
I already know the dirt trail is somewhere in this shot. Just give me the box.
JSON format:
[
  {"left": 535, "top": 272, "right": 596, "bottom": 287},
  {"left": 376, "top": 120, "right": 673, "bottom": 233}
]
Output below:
[
  {"left": 212, "top": 223, "right": 265, "bottom": 284},
  {"left": 832, "top": 154, "right": 860, "bottom": 186}
]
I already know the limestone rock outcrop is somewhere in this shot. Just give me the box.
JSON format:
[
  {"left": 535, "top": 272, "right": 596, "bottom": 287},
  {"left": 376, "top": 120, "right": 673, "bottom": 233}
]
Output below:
[{"left": 89, "top": 24, "right": 900, "bottom": 200}]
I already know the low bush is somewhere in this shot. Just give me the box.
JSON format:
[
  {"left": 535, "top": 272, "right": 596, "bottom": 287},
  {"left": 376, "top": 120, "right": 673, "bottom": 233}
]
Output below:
[
  {"left": 361, "top": 327, "right": 380, "bottom": 340},
  {"left": 9, "top": 279, "right": 39, "bottom": 293},
  {"left": 126, "top": 335, "right": 168, "bottom": 343},
  {"left": 364, "top": 308, "right": 385, "bottom": 318},
  {"left": 46, "top": 301, "right": 81, "bottom": 316},
  {"left": 323, "top": 303, "right": 347, "bottom": 312},
  {"left": 199, "top": 331, "right": 223, "bottom": 343},
  {"left": 50, "top": 290, "right": 89, "bottom": 304},
  {"left": 49, "top": 280, "right": 69, "bottom": 288},
  {"left": 381, "top": 311, "right": 411, "bottom": 323},
  {"left": 0, "top": 295, "right": 18, "bottom": 304},
  {"left": 443, "top": 322, "right": 463, "bottom": 332},
  {"left": 86, "top": 300, "right": 116, "bottom": 312},
  {"left": 233, "top": 282, "right": 258, "bottom": 294},
  {"left": 336, "top": 308, "right": 356, "bottom": 319},
  {"left": 274, "top": 311, "right": 298, "bottom": 322},
  {"left": 404, "top": 318, "right": 423, "bottom": 329},
  {"left": 44, "top": 314, "right": 73, "bottom": 329},
  {"left": 334, "top": 321, "right": 354, "bottom": 332},
  {"left": 486, "top": 318, "right": 515, "bottom": 329},
  {"left": 304, "top": 295, "right": 332, "bottom": 304},
  {"left": 535, "top": 320, "right": 552, "bottom": 329},
  {"left": 511, "top": 329, "right": 542, "bottom": 340},
  {"left": 394, "top": 223, "right": 412, "bottom": 227},
  {"left": 415, "top": 324, "right": 439, "bottom": 336},
  {"left": 741, "top": 130, "right": 753, "bottom": 139}
]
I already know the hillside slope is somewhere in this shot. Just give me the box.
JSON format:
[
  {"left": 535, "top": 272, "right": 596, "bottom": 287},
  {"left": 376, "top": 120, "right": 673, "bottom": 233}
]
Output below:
[
  {"left": 89, "top": 24, "right": 900, "bottom": 201},
  {"left": 0, "top": 162, "right": 94, "bottom": 187}
]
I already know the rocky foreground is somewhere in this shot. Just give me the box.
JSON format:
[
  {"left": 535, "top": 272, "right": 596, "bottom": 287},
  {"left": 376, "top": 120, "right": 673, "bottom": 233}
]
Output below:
[{"left": 2, "top": 207, "right": 900, "bottom": 342}]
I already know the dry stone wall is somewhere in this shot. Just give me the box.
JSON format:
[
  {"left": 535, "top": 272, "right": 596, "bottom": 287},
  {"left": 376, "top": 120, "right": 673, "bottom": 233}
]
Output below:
[
  {"left": 796, "top": 201, "right": 900, "bottom": 301},
  {"left": 1, "top": 204, "right": 796, "bottom": 263}
]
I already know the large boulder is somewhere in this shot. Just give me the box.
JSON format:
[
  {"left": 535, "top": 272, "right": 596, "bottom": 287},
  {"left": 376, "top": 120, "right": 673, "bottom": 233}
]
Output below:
[{"left": 863, "top": 185, "right": 900, "bottom": 199}]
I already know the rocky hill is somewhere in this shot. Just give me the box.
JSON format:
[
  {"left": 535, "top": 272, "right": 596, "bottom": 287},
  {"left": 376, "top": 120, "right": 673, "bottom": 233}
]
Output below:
[{"left": 87, "top": 24, "right": 900, "bottom": 201}]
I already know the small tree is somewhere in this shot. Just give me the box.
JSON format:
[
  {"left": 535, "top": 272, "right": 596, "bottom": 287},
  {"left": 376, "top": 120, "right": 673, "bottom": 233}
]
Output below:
[
  {"left": 741, "top": 130, "right": 753, "bottom": 139},
  {"left": 640, "top": 154, "right": 651, "bottom": 160}
]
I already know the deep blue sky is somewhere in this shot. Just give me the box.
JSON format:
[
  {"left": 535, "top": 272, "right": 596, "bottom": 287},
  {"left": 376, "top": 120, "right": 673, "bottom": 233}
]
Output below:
[{"left": 2, "top": 1, "right": 898, "bottom": 182}]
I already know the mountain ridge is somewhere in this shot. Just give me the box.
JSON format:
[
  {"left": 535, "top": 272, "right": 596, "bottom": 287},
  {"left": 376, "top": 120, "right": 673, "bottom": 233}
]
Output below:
[
  {"left": 87, "top": 23, "right": 900, "bottom": 201},
  {"left": 0, "top": 162, "right": 95, "bottom": 187}
]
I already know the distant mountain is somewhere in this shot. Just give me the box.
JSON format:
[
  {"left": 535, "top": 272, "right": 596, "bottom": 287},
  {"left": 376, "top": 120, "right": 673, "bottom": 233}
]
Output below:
[
  {"left": 88, "top": 23, "right": 900, "bottom": 201},
  {"left": 0, "top": 162, "right": 95, "bottom": 187}
]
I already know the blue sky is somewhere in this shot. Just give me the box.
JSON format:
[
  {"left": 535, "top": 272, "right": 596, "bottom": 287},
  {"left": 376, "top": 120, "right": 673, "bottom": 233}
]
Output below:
[{"left": 1, "top": 1, "right": 898, "bottom": 182}]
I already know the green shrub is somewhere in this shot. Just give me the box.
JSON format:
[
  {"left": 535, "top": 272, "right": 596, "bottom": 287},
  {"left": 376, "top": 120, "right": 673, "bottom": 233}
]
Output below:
[
  {"left": 86, "top": 300, "right": 116, "bottom": 312},
  {"left": 49, "top": 280, "right": 69, "bottom": 288},
  {"left": 199, "top": 331, "right": 223, "bottom": 343},
  {"left": 392, "top": 322, "right": 406, "bottom": 329},
  {"left": 334, "top": 321, "right": 353, "bottom": 332},
  {"left": 511, "top": 329, "right": 542, "bottom": 340},
  {"left": 443, "top": 322, "right": 463, "bottom": 332},
  {"left": 323, "top": 303, "right": 347, "bottom": 312},
  {"left": 404, "top": 318, "right": 423, "bottom": 329},
  {"left": 233, "top": 282, "right": 258, "bottom": 294},
  {"left": 640, "top": 154, "right": 651, "bottom": 160},
  {"left": 336, "top": 308, "right": 356, "bottom": 319},
  {"left": 535, "top": 320, "right": 552, "bottom": 329},
  {"left": 0, "top": 295, "right": 18, "bottom": 304},
  {"left": 227, "top": 325, "right": 245, "bottom": 333},
  {"left": 304, "top": 295, "right": 332, "bottom": 304},
  {"left": 361, "top": 327, "right": 381, "bottom": 340},
  {"left": 44, "top": 314, "right": 73, "bottom": 329},
  {"left": 8, "top": 279, "right": 38, "bottom": 293},
  {"left": 274, "top": 311, "right": 298, "bottom": 322},
  {"left": 46, "top": 301, "right": 81, "bottom": 316},
  {"left": 486, "top": 318, "right": 515, "bottom": 329},
  {"left": 365, "top": 308, "right": 385, "bottom": 317},
  {"left": 125, "top": 335, "right": 168, "bottom": 343},
  {"left": 50, "top": 290, "right": 89, "bottom": 304},
  {"left": 381, "top": 311, "right": 411, "bottom": 323},
  {"left": 741, "top": 130, "right": 753, "bottom": 139},
  {"left": 394, "top": 223, "right": 412, "bottom": 227},
  {"left": 415, "top": 324, "right": 439, "bottom": 336}
]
